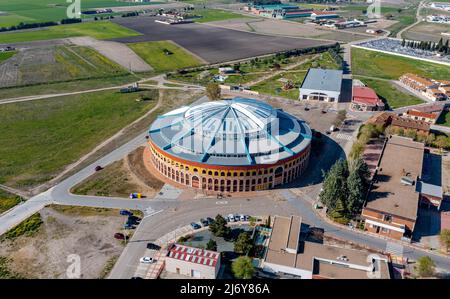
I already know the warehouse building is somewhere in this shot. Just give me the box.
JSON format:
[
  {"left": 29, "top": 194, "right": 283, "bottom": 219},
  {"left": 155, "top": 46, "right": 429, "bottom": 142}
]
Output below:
[
  {"left": 145, "top": 97, "right": 312, "bottom": 193},
  {"left": 299, "top": 68, "right": 343, "bottom": 102}
]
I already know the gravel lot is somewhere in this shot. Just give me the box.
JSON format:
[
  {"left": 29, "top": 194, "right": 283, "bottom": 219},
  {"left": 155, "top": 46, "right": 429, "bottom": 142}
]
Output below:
[
  {"left": 111, "top": 16, "right": 331, "bottom": 63},
  {"left": 0, "top": 205, "right": 125, "bottom": 278}
]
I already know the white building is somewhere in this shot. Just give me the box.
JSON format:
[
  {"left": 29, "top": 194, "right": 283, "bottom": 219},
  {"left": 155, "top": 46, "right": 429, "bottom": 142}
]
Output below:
[
  {"left": 165, "top": 244, "right": 221, "bottom": 279},
  {"left": 299, "top": 68, "right": 343, "bottom": 102},
  {"left": 430, "top": 2, "right": 450, "bottom": 11}
]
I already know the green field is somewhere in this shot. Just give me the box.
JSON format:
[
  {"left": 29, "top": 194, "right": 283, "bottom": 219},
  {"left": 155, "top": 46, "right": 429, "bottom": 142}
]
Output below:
[
  {"left": 0, "top": 189, "right": 23, "bottom": 214},
  {"left": 252, "top": 71, "right": 307, "bottom": 100},
  {"left": 128, "top": 41, "right": 202, "bottom": 72},
  {"left": 0, "top": 89, "right": 158, "bottom": 188},
  {"left": 192, "top": 8, "right": 250, "bottom": 23},
  {"left": 357, "top": 77, "right": 424, "bottom": 109},
  {"left": 351, "top": 48, "right": 450, "bottom": 80},
  {"left": 0, "top": 21, "right": 140, "bottom": 43},
  {"left": 0, "top": 0, "right": 164, "bottom": 24},
  {"left": 0, "top": 51, "right": 16, "bottom": 63}
]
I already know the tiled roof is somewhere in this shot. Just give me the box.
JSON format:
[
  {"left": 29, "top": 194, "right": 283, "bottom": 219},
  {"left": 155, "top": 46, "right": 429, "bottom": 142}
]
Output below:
[
  {"left": 167, "top": 244, "right": 220, "bottom": 267},
  {"left": 352, "top": 86, "right": 384, "bottom": 106}
]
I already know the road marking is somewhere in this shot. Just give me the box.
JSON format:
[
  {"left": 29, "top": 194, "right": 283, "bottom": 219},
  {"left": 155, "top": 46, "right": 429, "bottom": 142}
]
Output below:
[
  {"left": 335, "top": 133, "right": 353, "bottom": 141},
  {"left": 216, "top": 201, "right": 228, "bottom": 205},
  {"left": 143, "top": 209, "right": 163, "bottom": 219}
]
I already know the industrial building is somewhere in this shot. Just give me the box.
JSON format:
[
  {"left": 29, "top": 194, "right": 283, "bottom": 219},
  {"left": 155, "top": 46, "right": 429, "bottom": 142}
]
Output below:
[
  {"left": 261, "top": 216, "right": 391, "bottom": 279},
  {"left": 145, "top": 97, "right": 312, "bottom": 193},
  {"left": 310, "top": 11, "right": 339, "bottom": 20},
  {"left": 299, "top": 68, "right": 343, "bottom": 103},
  {"left": 243, "top": 3, "right": 313, "bottom": 19},
  {"left": 165, "top": 244, "right": 221, "bottom": 279}
]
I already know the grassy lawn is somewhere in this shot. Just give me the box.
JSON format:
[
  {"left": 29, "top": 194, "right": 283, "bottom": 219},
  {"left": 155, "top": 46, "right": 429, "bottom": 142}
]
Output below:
[
  {"left": 192, "top": 8, "right": 250, "bottom": 23},
  {"left": 351, "top": 48, "right": 450, "bottom": 80},
  {"left": 128, "top": 41, "right": 203, "bottom": 72},
  {"left": 357, "top": 77, "right": 424, "bottom": 109},
  {"left": 0, "top": 21, "right": 140, "bottom": 43},
  {"left": 252, "top": 71, "right": 307, "bottom": 100},
  {"left": 0, "top": 89, "right": 158, "bottom": 188},
  {"left": 0, "top": 189, "right": 23, "bottom": 214},
  {"left": 436, "top": 109, "right": 450, "bottom": 127},
  {"left": 0, "top": 50, "right": 16, "bottom": 63}
]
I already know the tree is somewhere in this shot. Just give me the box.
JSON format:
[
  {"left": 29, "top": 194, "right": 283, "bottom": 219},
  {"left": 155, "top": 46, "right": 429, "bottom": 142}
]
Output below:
[
  {"left": 347, "top": 158, "right": 370, "bottom": 214},
  {"left": 206, "top": 239, "right": 218, "bottom": 251},
  {"left": 435, "top": 135, "right": 448, "bottom": 152},
  {"left": 234, "top": 232, "right": 253, "bottom": 254},
  {"left": 319, "top": 159, "right": 349, "bottom": 214},
  {"left": 401, "top": 38, "right": 406, "bottom": 47},
  {"left": 333, "top": 109, "right": 347, "bottom": 127},
  {"left": 232, "top": 256, "right": 254, "bottom": 279},
  {"left": 416, "top": 256, "right": 436, "bottom": 277},
  {"left": 209, "top": 214, "right": 230, "bottom": 237},
  {"left": 439, "top": 229, "right": 450, "bottom": 252},
  {"left": 206, "top": 82, "right": 221, "bottom": 101}
]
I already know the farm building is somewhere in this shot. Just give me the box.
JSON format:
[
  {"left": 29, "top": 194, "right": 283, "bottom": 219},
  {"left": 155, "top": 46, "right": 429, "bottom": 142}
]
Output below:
[{"left": 299, "top": 68, "right": 343, "bottom": 103}]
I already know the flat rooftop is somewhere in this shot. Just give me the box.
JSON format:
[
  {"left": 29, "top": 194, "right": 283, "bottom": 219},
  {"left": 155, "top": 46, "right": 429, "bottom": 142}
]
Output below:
[
  {"left": 300, "top": 68, "right": 343, "bottom": 92},
  {"left": 365, "top": 136, "right": 424, "bottom": 220},
  {"left": 264, "top": 216, "right": 390, "bottom": 279}
]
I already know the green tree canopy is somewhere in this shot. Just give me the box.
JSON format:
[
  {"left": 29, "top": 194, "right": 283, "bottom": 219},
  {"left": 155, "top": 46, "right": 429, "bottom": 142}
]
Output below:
[
  {"left": 232, "top": 256, "right": 255, "bottom": 279},
  {"left": 206, "top": 239, "right": 218, "bottom": 251},
  {"left": 416, "top": 256, "right": 436, "bottom": 277},
  {"left": 234, "top": 232, "right": 253, "bottom": 254},
  {"left": 209, "top": 214, "right": 230, "bottom": 237}
]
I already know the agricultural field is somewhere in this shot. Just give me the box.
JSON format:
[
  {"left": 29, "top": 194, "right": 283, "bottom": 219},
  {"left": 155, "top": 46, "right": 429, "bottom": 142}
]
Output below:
[
  {"left": 351, "top": 48, "right": 450, "bottom": 80},
  {"left": 356, "top": 77, "right": 424, "bottom": 109},
  {"left": 0, "top": 205, "right": 126, "bottom": 279},
  {"left": 0, "top": 0, "right": 163, "bottom": 24},
  {"left": 403, "top": 22, "right": 450, "bottom": 42},
  {"left": 0, "top": 89, "right": 158, "bottom": 188},
  {"left": 128, "top": 41, "right": 203, "bottom": 72},
  {"left": 0, "top": 45, "right": 127, "bottom": 88},
  {"left": 0, "top": 189, "right": 23, "bottom": 215},
  {"left": 0, "top": 21, "right": 140, "bottom": 43},
  {"left": 192, "top": 8, "right": 251, "bottom": 23}
]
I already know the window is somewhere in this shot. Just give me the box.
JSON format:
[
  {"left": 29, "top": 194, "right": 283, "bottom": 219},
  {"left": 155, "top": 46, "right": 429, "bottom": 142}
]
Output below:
[
  {"left": 383, "top": 214, "right": 392, "bottom": 222},
  {"left": 381, "top": 227, "right": 389, "bottom": 233},
  {"left": 302, "top": 95, "right": 307, "bottom": 100}
]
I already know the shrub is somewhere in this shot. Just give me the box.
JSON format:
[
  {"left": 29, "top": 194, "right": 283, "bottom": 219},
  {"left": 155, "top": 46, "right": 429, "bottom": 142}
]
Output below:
[
  {"left": 5, "top": 213, "right": 43, "bottom": 240},
  {"left": 232, "top": 256, "right": 254, "bottom": 279}
]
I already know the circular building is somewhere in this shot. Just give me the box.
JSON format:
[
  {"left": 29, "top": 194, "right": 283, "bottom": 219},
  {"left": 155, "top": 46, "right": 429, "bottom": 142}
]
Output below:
[{"left": 145, "top": 97, "right": 312, "bottom": 193}]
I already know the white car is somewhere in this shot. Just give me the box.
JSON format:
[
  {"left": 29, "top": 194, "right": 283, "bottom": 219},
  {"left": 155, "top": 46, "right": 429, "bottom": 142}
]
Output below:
[
  {"left": 238, "top": 214, "right": 245, "bottom": 221},
  {"left": 227, "top": 214, "right": 235, "bottom": 222},
  {"left": 140, "top": 256, "right": 155, "bottom": 264}
]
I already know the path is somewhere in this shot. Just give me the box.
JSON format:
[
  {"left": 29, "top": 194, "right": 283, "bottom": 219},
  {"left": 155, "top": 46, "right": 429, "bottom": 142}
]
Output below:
[{"left": 396, "top": 0, "right": 426, "bottom": 39}]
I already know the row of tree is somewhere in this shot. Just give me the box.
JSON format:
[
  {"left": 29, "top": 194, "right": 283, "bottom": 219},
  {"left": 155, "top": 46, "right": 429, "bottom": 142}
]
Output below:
[
  {"left": 0, "top": 18, "right": 83, "bottom": 33},
  {"left": 401, "top": 38, "right": 450, "bottom": 55},
  {"left": 319, "top": 158, "right": 371, "bottom": 223}
]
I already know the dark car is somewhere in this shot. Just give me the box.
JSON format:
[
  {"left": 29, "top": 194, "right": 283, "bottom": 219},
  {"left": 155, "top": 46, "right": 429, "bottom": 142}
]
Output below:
[
  {"left": 321, "top": 110, "right": 327, "bottom": 114},
  {"left": 147, "top": 243, "right": 161, "bottom": 250},
  {"left": 190, "top": 222, "right": 201, "bottom": 230},
  {"left": 120, "top": 210, "right": 132, "bottom": 216},
  {"left": 95, "top": 165, "right": 103, "bottom": 172},
  {"left": 200, "top": 218, "right": 209, "bottom": 227},
  {"left": 206, "top": 217, "right": 215, "bottom": 225},
  {"left": 128, "top": 215, "right": 141, "bottom": 224},
  {"left": 304, "top": 107, "right": 310, "bottom": 111},
  {"left": 114, "top": 233, "right": 125, "bottom": 240}
]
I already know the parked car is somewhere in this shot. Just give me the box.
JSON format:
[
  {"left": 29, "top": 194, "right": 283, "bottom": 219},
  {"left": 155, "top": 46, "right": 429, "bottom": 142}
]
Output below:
[
  {"left": 94, "top": 165, "right": 103, "bottom": 172},
  {"left": 206, "top": 217, "right": 215, "bottom": 225},
  {"left": 200, "top": 218, "right": 209, "bottom": 227},
  {"left": 237, "top": 214, "right": 245, "bottom": 221},
  {"left": 304, "top": 107, "right": 310, "bottom": 111},
  {"left": 146, "top": 243, "right": 161, "bottom": 250},
  {"left": 114, "top": 233, "right": 125, "bottom": 240},
  {"left": 140, "top": 256, "right": 155, "bottom": 264},
  {"left": 120, "top": 210, "right": 132, "bottom": 216},
  {"left": 321, "top": 110, "right": 327, "bottom": 114},
  {"left": 190, "top": 222, "right": 201, "bottom": 230},
  {"left": 128, "top": 215, "right": 141, "bottom": 224},
  {"left": 227, "top": 214, "right": 235, "bottom": 222},
  {"left": 131, "top": 276, "right": 143, "bottom": 279},
  {"left": 124, "top": 224, "right": 134, "bottom": 229}
]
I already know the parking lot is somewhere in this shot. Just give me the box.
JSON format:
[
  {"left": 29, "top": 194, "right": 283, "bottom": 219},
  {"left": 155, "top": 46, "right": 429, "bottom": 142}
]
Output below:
[{"left": 111, "top": 16, "right": 331, "bottom": 63}]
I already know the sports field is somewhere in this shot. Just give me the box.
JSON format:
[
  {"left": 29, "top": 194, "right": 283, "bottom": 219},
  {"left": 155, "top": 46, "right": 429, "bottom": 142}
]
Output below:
[
  {"left": 0, "top": 89, "right": 158, "bottom": 188},
  {"left": 351, "top": 48, "right": 450, "bottom": 80},
  {"left": 0, "top": 21, "right": 140, "bottom": 43},
  {"left": 128, "top": 41, "right": 202, "bottom": 72}
]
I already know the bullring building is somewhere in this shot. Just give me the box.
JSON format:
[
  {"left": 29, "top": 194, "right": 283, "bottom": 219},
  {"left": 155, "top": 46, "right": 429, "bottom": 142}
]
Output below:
[{"left": 144, "top": 97, "right": 312, "bottom": 192}]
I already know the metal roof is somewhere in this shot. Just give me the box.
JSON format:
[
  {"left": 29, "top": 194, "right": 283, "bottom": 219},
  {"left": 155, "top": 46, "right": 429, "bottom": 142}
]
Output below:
[
  {"left": 149, "top": 97, "right": 312, "bottom": 166},
  {"left": 416, "top": 181, "right": 443, "bottom": 199},
  {"left": 300, "top": 68, "right": 343, "bottom": 92}
]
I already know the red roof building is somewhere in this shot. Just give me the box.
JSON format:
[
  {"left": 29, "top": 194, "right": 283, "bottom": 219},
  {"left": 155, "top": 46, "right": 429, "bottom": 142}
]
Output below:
[
  {"left": 402, "top": 109, "right": 440, "bottom": 124},
  {"left": 351, "top": 86, "right": 385, "bottom": 111}
]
